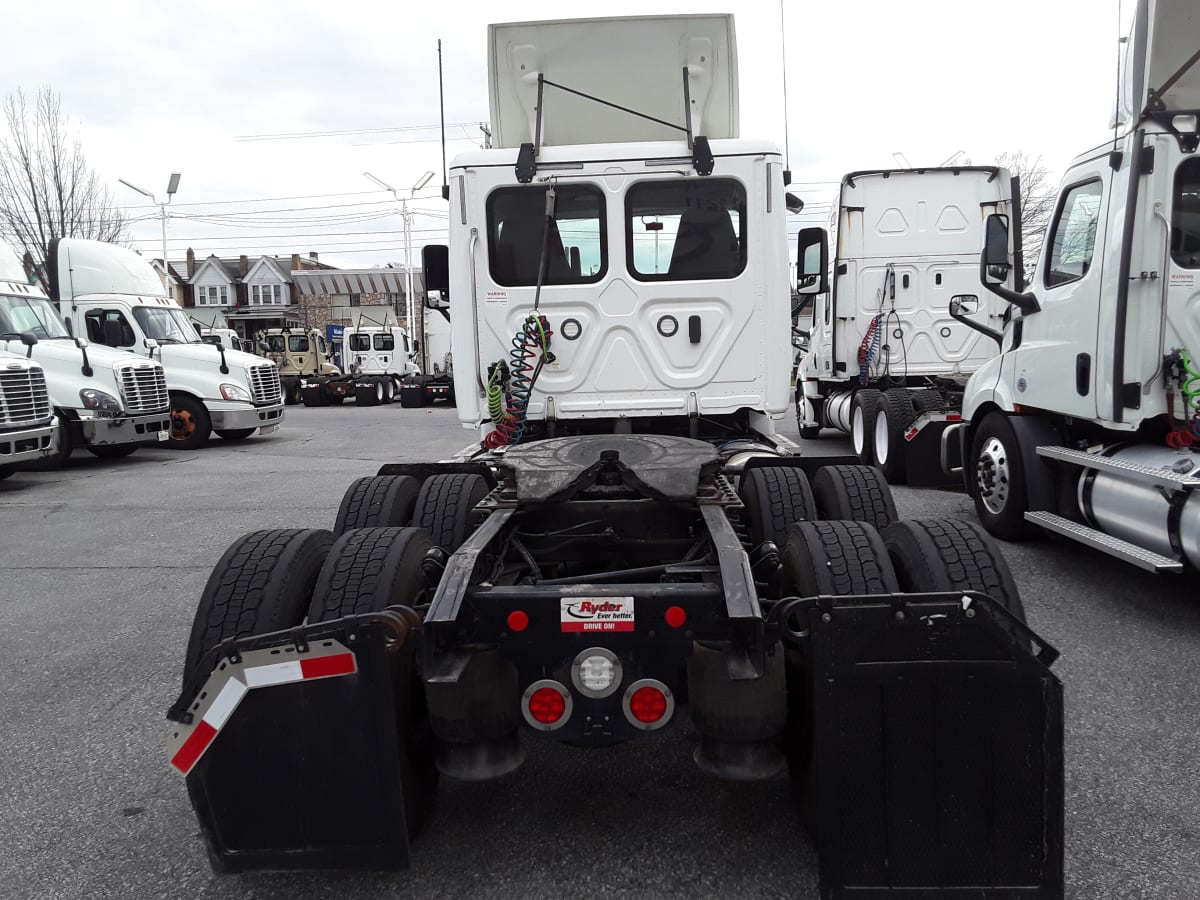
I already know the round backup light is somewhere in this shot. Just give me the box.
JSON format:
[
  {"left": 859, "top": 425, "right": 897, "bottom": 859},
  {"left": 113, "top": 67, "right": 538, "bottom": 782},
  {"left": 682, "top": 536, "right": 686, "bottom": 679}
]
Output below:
[
  {"left": 522, "top": 679, "right": 573, "bottom": 731},
  {"left": 570, "top": 647, "right": 623, "bottom": 698},
  {"left": 623, "top": 678, "right": 675, "bottom": 730}
]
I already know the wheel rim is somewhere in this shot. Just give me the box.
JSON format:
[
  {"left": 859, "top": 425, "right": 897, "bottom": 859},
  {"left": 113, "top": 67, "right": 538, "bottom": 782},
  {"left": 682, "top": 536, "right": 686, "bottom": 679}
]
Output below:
[
  {"left": 851, "top": 406, "right": 865, "bottom": 454},
  {"left": 171, "top": 409, "right": 196, "bottom": 440},
  {"left": 976, "top": 436, "right": 1010, "bottom": 515},
  {"left": 375, "top": 382, "right": 384, "bottom": 402},
  {"left": 874, "top": 409, "right": 890, "bottom": 464}
]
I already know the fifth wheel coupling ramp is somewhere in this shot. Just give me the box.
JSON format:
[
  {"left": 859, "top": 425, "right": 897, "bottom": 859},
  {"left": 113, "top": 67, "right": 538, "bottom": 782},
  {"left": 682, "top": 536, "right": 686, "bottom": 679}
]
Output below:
[
  {"left": 168, "top": 611, "right": 427, "bottom": 873},
  {"left": 807, "top": 591, "right": 1064, "bottom": 898}
]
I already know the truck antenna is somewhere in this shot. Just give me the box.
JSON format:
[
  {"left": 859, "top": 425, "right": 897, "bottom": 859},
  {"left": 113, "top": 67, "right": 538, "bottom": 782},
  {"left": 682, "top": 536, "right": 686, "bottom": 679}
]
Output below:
[
  {"left": 439, "top": 39, "right": 449, "bottom": 201},
  {"left": 779, "top": 0, "right": 791, "bottom": 178}
]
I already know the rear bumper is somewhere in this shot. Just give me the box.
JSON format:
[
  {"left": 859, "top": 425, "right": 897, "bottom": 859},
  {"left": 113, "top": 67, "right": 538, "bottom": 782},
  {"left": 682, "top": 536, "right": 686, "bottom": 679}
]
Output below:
[
  {"left": 208, "top": 401, "right": 285, "bottom": 432},
  {"left": 78, "top": 410, "right": 172, "bottom": 446},
  {"left": 0, "top": 418, "right": 57, "bottom": 464}
]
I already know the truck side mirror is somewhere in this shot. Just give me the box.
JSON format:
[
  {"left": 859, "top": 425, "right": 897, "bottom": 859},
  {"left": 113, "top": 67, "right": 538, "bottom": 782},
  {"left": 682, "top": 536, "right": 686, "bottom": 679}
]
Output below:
[
  {"left": 796, "top": 227, "right": 828, "bottom": 295},
  {"left": 982, "top": 214, "right": 1011, "bottom": 286},
  {"left": 20, "top": 331, "right": 37, "bottom": 357},
  {"left": 785, "top": 193, "right": 804, "bottom": 213},
  {"left": 422, "top": 244, "right": 450, "bottom": 306}
]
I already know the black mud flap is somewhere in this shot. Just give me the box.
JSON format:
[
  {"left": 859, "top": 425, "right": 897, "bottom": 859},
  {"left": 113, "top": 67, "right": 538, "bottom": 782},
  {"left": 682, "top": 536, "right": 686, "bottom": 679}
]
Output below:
[
  {"left": 808, "top": 591, "right": 1063, "bottom": 898},
  {"left": 174, "top": 614, "right": 417, "bottom": 872}
]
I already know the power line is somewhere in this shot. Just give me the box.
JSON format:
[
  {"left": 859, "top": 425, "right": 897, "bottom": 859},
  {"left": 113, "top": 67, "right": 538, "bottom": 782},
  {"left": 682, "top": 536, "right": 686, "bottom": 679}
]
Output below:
[{"left": 234, "top": 121, "right": 480, "bottom": 142}]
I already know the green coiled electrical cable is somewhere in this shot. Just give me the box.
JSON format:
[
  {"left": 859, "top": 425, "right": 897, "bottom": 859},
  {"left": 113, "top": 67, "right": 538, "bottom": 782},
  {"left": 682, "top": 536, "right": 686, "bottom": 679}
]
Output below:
[{"left": 1181, "top": 349, "right": 1200, "bottom": 412}]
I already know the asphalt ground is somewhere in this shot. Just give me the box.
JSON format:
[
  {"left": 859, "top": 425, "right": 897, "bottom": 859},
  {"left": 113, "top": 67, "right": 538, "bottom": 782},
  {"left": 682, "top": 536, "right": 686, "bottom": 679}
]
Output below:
[{"left": 1, "top": 405, "right": 1197, "bottom": 899}]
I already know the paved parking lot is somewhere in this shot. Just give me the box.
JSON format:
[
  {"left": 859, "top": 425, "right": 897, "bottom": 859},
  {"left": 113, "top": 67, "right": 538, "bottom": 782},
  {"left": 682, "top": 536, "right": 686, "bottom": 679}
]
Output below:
[{"left": 1, "top": 405, "right": 1197, "bottom": 899}]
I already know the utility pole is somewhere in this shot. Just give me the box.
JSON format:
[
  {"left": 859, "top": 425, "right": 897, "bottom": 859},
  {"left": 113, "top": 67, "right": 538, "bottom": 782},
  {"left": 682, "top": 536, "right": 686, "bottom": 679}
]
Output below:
[
  {"left": 364, "top": 170, "right": 434, "bottom": 340},
  {"left": 119, "top": 173, "right": 181, "bottom": 301}
]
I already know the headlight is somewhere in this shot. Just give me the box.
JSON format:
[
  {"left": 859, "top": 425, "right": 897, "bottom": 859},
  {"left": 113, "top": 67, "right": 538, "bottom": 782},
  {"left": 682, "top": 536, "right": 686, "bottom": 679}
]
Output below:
[
  {"left": 220, "top": 383, "right": 252, "bottom": 402},
  {"left": 79, "top": 388, "right": 122, "bottom": 414}
]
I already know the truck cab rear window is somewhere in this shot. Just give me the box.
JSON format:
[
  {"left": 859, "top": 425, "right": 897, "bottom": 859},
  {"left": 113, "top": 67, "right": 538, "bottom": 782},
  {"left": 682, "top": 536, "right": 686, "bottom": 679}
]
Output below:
[
  {"left": 1172, "top": 158, "right": 1200, "bottom": 268},
  {"left": 288, "top": 335, "right": 309, "bottom": 352},
  {"left": 374, "top": 334, "right": 395, "bottom": 351},
  {"left": 626, "top": 179, "right": 746, "bottom": 281},
  {"left": 487, "top": 186, "right": 606, "bottom": 286},
  {"left": 349, "top": 334, "right": 370, "bottom": 352}
]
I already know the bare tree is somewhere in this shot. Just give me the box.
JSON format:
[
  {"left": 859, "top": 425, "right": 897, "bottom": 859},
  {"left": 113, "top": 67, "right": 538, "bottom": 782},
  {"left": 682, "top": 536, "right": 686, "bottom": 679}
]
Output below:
[
  {"left": 0, "top": 87, "right": 128, "bottom": 278},
  {"left": 997, "top": 150, "right": 1056, "bottom": 281}
]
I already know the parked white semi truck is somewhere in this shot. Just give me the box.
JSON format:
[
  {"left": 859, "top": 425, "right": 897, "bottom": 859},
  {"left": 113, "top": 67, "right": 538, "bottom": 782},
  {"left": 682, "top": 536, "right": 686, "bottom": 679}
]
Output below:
[
  {"left": 47, "top": 238, "right": 284, "bottom": 449},
  {"left": 1, "top": 243, "right": 170, "bottom": 465},
  {"left": 172, "top": 15, "right": 1063, "bottom": 896},
  {"left": 950, "top": 0, "right": 1200, "bottom": 574},
  {"left": 0, "top": 345, "right": 57, "bottom": 480},
  {"left": 795, "top": 166, "right": 1019, "bottom": 484},
  {"left": 343, "top": 315, "right": 420, "bottom": 406}
]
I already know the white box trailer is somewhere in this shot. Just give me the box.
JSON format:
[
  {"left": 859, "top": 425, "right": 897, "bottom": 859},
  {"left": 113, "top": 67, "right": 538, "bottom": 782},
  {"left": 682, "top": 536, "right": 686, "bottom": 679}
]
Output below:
[{"left": 795, "top": 166, "right": 1019, "bottom": 483}]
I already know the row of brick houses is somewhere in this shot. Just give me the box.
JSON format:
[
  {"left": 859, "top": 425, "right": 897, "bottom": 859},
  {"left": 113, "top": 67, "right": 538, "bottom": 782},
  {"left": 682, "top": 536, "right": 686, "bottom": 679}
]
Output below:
[{"left": 149, "top": 249, "right": 425, "bottom": 347}]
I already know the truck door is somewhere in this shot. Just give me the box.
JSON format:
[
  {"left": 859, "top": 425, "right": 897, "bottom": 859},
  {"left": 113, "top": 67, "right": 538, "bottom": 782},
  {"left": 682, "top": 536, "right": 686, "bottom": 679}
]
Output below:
[{"left": 1014, "top": 169, "right": 1110, "bottom": 419}]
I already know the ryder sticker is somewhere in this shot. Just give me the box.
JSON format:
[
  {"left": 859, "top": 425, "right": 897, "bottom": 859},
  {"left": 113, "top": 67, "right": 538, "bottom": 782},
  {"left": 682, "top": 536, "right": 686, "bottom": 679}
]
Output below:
[{"left": 560, "top": 597, "right": 635, "bottom": 632}]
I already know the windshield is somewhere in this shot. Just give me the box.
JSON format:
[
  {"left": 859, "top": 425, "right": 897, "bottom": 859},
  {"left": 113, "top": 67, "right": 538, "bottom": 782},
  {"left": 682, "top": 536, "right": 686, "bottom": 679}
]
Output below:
[
  {"left": 0, "top": 295, "right": 72, "bottom": 339},
  {"left": 132, "top": 306, "right": 201, "bottom": 343}
]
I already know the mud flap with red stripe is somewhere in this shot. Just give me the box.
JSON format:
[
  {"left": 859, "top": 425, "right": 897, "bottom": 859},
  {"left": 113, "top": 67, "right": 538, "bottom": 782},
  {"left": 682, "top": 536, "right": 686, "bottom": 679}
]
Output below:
[
  {"left": 806, "top": 592, "right": 1064, "bottom": 898},
  {"left": 168, "top": 613, "right": 418, "bottom": 872}
]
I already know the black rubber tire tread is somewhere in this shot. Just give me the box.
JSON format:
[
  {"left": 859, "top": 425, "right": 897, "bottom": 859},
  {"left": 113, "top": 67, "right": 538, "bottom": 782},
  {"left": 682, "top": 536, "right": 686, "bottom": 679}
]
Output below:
[
  {"left": 881, "top": 518, "right": 1027, "bottom": 623},
  {"left": 688, "top": 641, "right": 787, "bottom": 740},
  {"left": 308, "top": 527, "right": 432, "bottom": 621},
  {"left": 29, "top": 415, "right": 75, "bottom": 469},
  {"left": 909, "top": 388, "right": 944, "bottom": 413},
  {"left": 412, "top": 473, "right": 490, "bottom": 553},
  {"left": 873, "top": 389, "right": 915, "bottom": 484},
  {"left": 811, "top": 464, "right": 898, "bottom": 530},
  {"left": 183, "top": 528, "right": 334, "bottom": 682},
  {"left": 738, "top": 466, "right": 817, "bottom": 550},
  {"left": 282, "top": 377, "right": 301, "bottom": 406},
  {"left": 215, "top": 428, "right": 256, "bottom": 440},
  {"left": 334, "top": 475, "right": 421, "bottom": 534},
  {"left": 850, "top": 389, "right": 881, "bottom": 464},
  {"left": 381, "top": 378, "right": 395, "bottom": 404},
  {"left": 780, "top": 519, "right": 901, "bottom": 597},
  {"left": 799, "top": 425, "right": 822, "bottom": 440},
  {"left": 969, "top": 411, "right": 1037, "bottom": 541},
  {"left": 168, "top": 394, "right": 212, "bottom": 450},
  {"left": 0, "top": 466, "right": 14, "bottom": 480},
  {"left": 86, "top": 443, "right": 139, "bottom": 458}
]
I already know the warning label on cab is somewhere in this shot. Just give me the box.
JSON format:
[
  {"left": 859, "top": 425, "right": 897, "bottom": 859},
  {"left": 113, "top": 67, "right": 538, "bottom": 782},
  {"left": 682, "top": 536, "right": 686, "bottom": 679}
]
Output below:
[{"left": 560, "top": 597, "right": 635, "bottom": 632}]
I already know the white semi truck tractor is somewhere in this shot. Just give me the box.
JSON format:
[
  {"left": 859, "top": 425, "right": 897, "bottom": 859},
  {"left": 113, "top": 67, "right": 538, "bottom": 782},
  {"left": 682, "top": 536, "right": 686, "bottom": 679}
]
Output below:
[
  {"left": 1, "top": 243, "right": 170, "bottom": 465},
  {"left": 951, "top": 0, "right": 1200, "bottom": 574},
  {"left": 0, "top": 345, "right": 57, "bottom": 480},
  {"left": 169, "top": 15, "right": 1063, "bottom": 895},
  {"left": 795, "top": 166, "right": 1019, "bottom": 484},
  {"left": 47, "top": 238, "right": 284, "bottom": 449}
]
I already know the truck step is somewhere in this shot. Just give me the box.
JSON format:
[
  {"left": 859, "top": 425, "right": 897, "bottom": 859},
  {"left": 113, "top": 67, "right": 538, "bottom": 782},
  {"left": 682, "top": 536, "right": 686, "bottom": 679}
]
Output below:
[
  {"left": 1035, "top": 445, "right": 1200, "bottom": 493},
  {"left": 1023, "top": 511, "right": 1184, "bottom": 573}
]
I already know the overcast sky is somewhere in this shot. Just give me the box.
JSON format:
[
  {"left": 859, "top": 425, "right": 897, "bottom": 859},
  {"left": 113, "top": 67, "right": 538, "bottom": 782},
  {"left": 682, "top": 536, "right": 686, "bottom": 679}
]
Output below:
[{"left": 2, "top": 0, "right": 1131, "bottom": 271}]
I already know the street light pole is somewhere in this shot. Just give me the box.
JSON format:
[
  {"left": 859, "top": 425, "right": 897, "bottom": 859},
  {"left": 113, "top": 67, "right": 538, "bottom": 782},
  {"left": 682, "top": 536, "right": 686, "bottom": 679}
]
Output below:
[
  {"left": 365, "top": 170, "right": 434, "bottom": 343},
  {"left": 119, "top": 173, "right": 181, "bottom": 300}
]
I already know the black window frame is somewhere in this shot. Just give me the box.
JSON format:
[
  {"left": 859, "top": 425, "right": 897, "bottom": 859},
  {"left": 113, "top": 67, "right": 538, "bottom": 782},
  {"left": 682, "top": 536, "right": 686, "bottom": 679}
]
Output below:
[
  {"left": 625, "top": 177, "right": 748, "bottom": 283},
  {"left": 348, "top": 333, "right": 371, "bottom": 352},
  {"left": 373, "top": 333, "right": 395, "bottom": 351},
  {"left": 1043, "top": 178, "right": 1103, "bottom": 289},
  {"left": 288, "top": 334, "right": 310, "bottom": 353},
  {"left": 486, "top": 184, "right": 608, "bottom": 288},
  {"left": 1171, "top": 157, "right": 1200, "bottom": 269}
]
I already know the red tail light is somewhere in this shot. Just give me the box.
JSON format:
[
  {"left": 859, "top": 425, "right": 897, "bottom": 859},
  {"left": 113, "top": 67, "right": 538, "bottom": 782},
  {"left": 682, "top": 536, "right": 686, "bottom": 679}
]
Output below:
[
  {"left": 622, "top": 678, "right": 674, "bottom": 730},
  {"left": 521, "top": 679, "right": 573, "bottom": 731}
]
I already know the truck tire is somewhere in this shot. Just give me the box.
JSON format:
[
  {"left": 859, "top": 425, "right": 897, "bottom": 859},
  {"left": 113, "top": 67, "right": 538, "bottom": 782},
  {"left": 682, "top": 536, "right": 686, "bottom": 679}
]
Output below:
[
  {"left": 86, "top": 443, "right": 139, "bottom": 459},
  {"left": 168, "top": 394, "right": 212, "bottom": 450},
  {"left": 0, "top": 465, "right": 14, "bottom": 480},
  {"left": 970, "top": 412, "right": 1037, "bottom": 541},
  {"left": 306, "top": 526, "right": 439, "bottom": 836},
  {"left": 739, "top": 466, "right": 817, "bottom": 550},
  {"left": 308, "top": 527, "right": 432, "bottom": 621},
  {"left": 881, "top": 518, "right": 1026, "bottom": 623},
  {"left": 282, "top": 377, "right": 301, "bottom": 406},
  {"left": 873, "top": 389, "right": 915, "bottom": 484},
  {"left": 778, "top": 520, "right": 901, "bottom": 807},
  {"left": 334, "top": 475, "right": 421, "bottom": 534},
  {"left": 850, "top": 389, "right": 881, "bottom": 464},
  {"left": 811, "top": 464, "right": 897, "bottom": 530},
  {"left": 183, "top": 528, "right": 334, "bottom": 682},
  {"left": 215, "top": 429, "right": 256, "bottom": 440},
  {"left": 412, "top": 472, "right": 490, "bottom": 553},
  {"left": 381, "top": 378, "right": 395, "bottom": 404},
  {"left": 909, "top": 388, "right": 944, "bottom": 413},
  {"left": 28, "top": 414, "right": 75, "bottom": 469},
  {"left": 355, "top": 380, "right": 382, "bottom": 406}
]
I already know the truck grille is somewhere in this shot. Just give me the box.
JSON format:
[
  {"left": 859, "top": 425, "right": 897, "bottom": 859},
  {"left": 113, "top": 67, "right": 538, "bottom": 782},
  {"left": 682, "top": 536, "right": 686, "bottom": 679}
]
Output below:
[
  {"left": 118, "top": 363, "right": 170, "bottom": 413},
  {"left": 248, "top": 363, "right": 282, "bottom": 405},
  {"left": 0, "top": 365, "right": 52, "bottom": 426}
]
